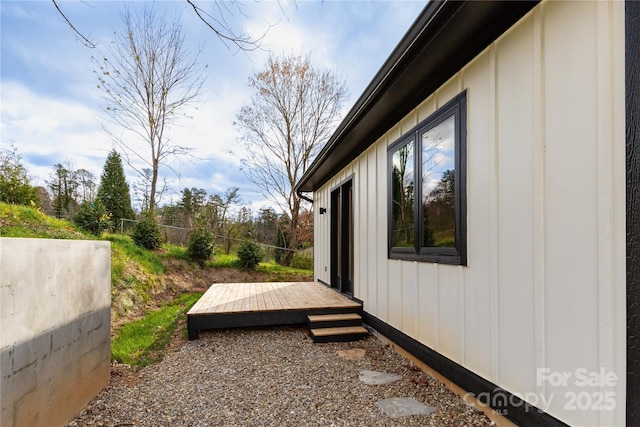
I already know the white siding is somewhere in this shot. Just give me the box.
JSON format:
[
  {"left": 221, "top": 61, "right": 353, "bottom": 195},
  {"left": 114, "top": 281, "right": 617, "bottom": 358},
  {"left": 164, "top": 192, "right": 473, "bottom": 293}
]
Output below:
[
  {"left": 375, "top": 142, "right": 389, "bottom": 321},
  {"left": 357, "top": 158, "right": 368, "bottom": 302},
  {"left": 365, "top": 147, "right": 378, "bottom": 312},
  {"left": 495, "top": 11, "right": 537, "bottom": 396},
  {"left": 312, "top": 2, "right": 626, "bottom": 426},
  {"left": 314, "top": 183, "right": 329, "bottom": 283}
]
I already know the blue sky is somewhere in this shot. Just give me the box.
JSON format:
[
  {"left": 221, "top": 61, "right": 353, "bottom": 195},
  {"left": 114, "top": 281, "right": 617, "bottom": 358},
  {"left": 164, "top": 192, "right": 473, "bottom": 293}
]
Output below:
[{"left": 1, "top": 0, "right": 426, "bottom": 211}]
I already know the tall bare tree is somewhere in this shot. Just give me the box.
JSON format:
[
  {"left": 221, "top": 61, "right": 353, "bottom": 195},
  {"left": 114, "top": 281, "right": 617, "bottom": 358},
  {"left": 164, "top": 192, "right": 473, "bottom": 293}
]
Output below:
[
  {"left": 235, "top": 53, "right": 347, "bottom": 264},
  {"left": 75, "top": 168, "right": 97, "bottom": 203},
  {"left": 95, "top": 4, "right": 207, "bottom": 212},
  {"left": 48, "top": 162, "right": 79, "bottom": 219}
]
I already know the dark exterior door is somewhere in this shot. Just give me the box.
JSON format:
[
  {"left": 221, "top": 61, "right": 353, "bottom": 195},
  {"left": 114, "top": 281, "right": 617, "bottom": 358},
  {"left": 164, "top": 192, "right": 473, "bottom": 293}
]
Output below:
[{"left": 330, "top": 179, "right": 354, "bottom": 295}]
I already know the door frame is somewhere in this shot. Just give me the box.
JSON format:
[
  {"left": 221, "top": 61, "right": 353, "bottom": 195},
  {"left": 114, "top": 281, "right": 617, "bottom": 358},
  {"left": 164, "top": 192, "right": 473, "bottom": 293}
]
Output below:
[{"left": 330, "top": 176, "right": 354, "bottom": 296}]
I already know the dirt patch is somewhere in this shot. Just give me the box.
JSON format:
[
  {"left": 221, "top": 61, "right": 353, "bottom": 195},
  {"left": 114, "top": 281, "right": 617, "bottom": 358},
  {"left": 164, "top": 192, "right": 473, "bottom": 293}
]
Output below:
[{"left": 109, "top": 362, "right": 142, "bottom": 387}]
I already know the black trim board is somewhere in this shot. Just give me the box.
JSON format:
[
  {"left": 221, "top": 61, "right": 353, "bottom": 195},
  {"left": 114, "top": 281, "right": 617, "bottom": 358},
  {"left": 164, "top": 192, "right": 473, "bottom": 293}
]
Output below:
[
  {"left": 329, "top": 174, "right": 355, "bottom": 193},
  {"left": 626, "top": 1, "right": 640, "bottom": 425},
  {"left": 363, "top": 312, "right": 568, "bottom": 427}
]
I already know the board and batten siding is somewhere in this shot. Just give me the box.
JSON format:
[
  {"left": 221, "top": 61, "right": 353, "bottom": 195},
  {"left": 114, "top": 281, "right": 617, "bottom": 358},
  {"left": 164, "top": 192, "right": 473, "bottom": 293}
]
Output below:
[{"left": 313, "top": 2, "right": 625, "bottom": 426}]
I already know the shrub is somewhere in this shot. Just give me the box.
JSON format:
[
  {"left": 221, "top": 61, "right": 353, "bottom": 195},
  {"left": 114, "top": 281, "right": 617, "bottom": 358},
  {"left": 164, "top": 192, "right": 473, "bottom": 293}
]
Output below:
[
  {"left": 291, "top": 253, "right": 313, "bottom": 270},
  {"left": 236, "top": 240, "right": 264, "bottom": 270},
  {"left": 187, "top": 227, "right": 214, "bottom": 266},
  {"left": 0, "top": 143, "right": 40, "bottom": 207},
  {"left": 132, "top": 217, "right": 162, "bottom": 250},
  {"left": 72, "top": 200, "right": 112, "bottom": 236}
]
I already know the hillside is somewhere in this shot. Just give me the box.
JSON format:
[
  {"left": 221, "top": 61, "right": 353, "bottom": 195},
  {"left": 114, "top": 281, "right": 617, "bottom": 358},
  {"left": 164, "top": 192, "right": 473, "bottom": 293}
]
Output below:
[{"left": 0, "top": 202, "right": 313, "bottom": 330}]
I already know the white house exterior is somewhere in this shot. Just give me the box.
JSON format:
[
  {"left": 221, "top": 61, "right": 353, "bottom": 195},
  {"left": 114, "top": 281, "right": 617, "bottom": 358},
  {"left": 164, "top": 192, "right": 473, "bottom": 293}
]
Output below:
[{"left": 296, "top": 1, "right": 639, "bottom": 426}]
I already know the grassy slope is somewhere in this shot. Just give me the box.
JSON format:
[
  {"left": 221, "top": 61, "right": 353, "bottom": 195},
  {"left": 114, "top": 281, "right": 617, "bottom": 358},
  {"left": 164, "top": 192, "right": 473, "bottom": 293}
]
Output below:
[
  {"left": 111, "top": 293, "right": 202, "bottom": 367},
  {"left": 0, "top": 202, "right": 197, "bottom": 366},
  {"left": 0, "top": 202, "right": 168, "bottom": 320},
  {"left": 0, "top": 202, "right": 87, "bottom": 239},
  {"left": 103, "top": 233, "right": 168, "bottom": 318},
  {"left": 0, "top": 202, "right": 313, "bottom": 367}
]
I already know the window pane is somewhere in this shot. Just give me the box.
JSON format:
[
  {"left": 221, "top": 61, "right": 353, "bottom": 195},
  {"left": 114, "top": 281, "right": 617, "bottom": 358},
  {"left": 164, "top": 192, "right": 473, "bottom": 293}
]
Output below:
[
  {"left": 391, "top": 141, "right": 415, "bottom": 248},
  {"left": 421, "top": 115, "right": 455, "bottom": 248}
]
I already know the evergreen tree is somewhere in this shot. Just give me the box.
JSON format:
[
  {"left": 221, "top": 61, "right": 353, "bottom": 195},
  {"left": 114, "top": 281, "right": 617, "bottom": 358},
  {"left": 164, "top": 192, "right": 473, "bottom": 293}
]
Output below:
[
  {"left": 97, "top": 150, "right": 135, "bottom": 231},
  {"left": 73, "top": 200, "right": 111, "bottom": 236}
]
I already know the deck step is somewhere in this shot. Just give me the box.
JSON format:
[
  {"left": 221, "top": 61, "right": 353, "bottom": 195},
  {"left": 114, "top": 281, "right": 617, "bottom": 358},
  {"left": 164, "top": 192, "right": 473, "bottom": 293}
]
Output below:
[
  {"left": 309, "top": 326, "right": 369, "bottom": 343},
  {"left": 308, "top": 313, "right": 362, "bottom": 329}
]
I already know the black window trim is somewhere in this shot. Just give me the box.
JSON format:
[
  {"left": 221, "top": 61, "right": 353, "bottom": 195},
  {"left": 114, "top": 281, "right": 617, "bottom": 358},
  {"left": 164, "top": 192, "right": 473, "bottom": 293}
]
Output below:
[{"left": 387, "top": 89, "right": 467, "bottom": 266}]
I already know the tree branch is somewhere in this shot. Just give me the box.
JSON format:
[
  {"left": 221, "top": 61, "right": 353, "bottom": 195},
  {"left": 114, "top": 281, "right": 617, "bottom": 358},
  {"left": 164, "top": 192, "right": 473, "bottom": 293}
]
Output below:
[
  {"left": 52, "top": 0, "right": 96, "bottom": 48},
  {"left": 186, "top": 0, "right": 268, "bottom": 53},
  {"left": 54, "top": 0, "right": 275, "bottom": 53}
]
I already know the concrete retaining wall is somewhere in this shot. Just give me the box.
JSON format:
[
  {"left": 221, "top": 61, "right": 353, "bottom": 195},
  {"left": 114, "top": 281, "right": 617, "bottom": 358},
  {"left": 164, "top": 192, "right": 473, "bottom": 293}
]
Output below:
[{"left": 1, "top": 237, "right": 111, "bottom": 427}]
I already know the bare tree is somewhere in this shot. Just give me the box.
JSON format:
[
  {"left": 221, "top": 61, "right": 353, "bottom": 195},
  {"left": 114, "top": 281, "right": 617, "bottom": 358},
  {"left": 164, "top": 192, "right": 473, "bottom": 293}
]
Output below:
[
  {"left": 48, "top": 162, "right": 79, "bottom": 219},
  {"left": 95, "top": 4, "right": 207, "bottom": 212},
  {"left": 235, "top": 53, "right": 347, "bottom": 265},
  {"left": 75, "top": 168, "right": 97, "bottom": 203}
]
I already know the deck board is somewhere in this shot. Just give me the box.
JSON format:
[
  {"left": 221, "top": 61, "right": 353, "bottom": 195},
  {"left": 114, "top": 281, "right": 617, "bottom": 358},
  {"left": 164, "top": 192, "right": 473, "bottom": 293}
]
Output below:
[{"left": 187, "top": 282, "right": 362, "bottom": 340}]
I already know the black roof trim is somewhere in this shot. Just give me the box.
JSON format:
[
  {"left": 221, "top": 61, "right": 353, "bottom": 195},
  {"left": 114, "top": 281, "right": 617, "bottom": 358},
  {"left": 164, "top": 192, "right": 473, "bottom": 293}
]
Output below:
[{"left": 296, "top": 0, "right": 540, "bottom": 194}]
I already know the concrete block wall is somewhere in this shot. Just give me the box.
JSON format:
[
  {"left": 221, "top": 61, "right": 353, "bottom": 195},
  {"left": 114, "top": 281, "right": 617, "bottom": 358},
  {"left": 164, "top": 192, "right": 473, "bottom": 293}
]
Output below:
[{"left": 1, "top": 237, "right": 111, "bottom": 427}]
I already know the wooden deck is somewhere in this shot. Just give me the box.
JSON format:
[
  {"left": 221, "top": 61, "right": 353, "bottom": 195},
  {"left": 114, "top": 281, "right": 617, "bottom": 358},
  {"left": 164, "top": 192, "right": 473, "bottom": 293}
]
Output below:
[{"left": 187, "top": 282, "right": 362, "bottom": 340}]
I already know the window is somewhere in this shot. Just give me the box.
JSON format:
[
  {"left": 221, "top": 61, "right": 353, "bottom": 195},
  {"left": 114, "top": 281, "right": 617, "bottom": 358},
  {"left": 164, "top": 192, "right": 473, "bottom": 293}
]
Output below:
[{"left": 388, "top": 90, "right": 467, "bottom": 265}]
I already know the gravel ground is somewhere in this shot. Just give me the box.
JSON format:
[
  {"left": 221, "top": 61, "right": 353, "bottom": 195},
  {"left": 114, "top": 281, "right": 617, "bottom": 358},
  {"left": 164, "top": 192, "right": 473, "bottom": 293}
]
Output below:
[{"left": 67, "top": 326, "right": 493, "bottom": 426}]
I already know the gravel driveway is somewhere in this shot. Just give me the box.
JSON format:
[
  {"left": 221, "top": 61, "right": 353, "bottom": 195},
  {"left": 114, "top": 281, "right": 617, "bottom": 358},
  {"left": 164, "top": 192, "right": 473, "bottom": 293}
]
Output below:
[{"left": 67, "top": 326, "right": 493, "bottom": 426}]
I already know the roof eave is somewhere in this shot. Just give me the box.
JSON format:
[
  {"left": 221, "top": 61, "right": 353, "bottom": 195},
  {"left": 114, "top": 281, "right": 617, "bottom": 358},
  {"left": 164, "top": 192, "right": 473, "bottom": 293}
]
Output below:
[{"left": 295, "top": 0, "right": 540, "bottom": 195}]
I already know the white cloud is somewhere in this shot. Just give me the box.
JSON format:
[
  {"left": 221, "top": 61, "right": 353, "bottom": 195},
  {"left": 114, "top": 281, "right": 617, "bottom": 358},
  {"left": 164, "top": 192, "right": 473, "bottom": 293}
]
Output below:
[
  {"left": 1, "top": 0, "right": 428, "bottom": 211},
  {"left": 0, "top": 81, "right": 111, "bottom": 183}
]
